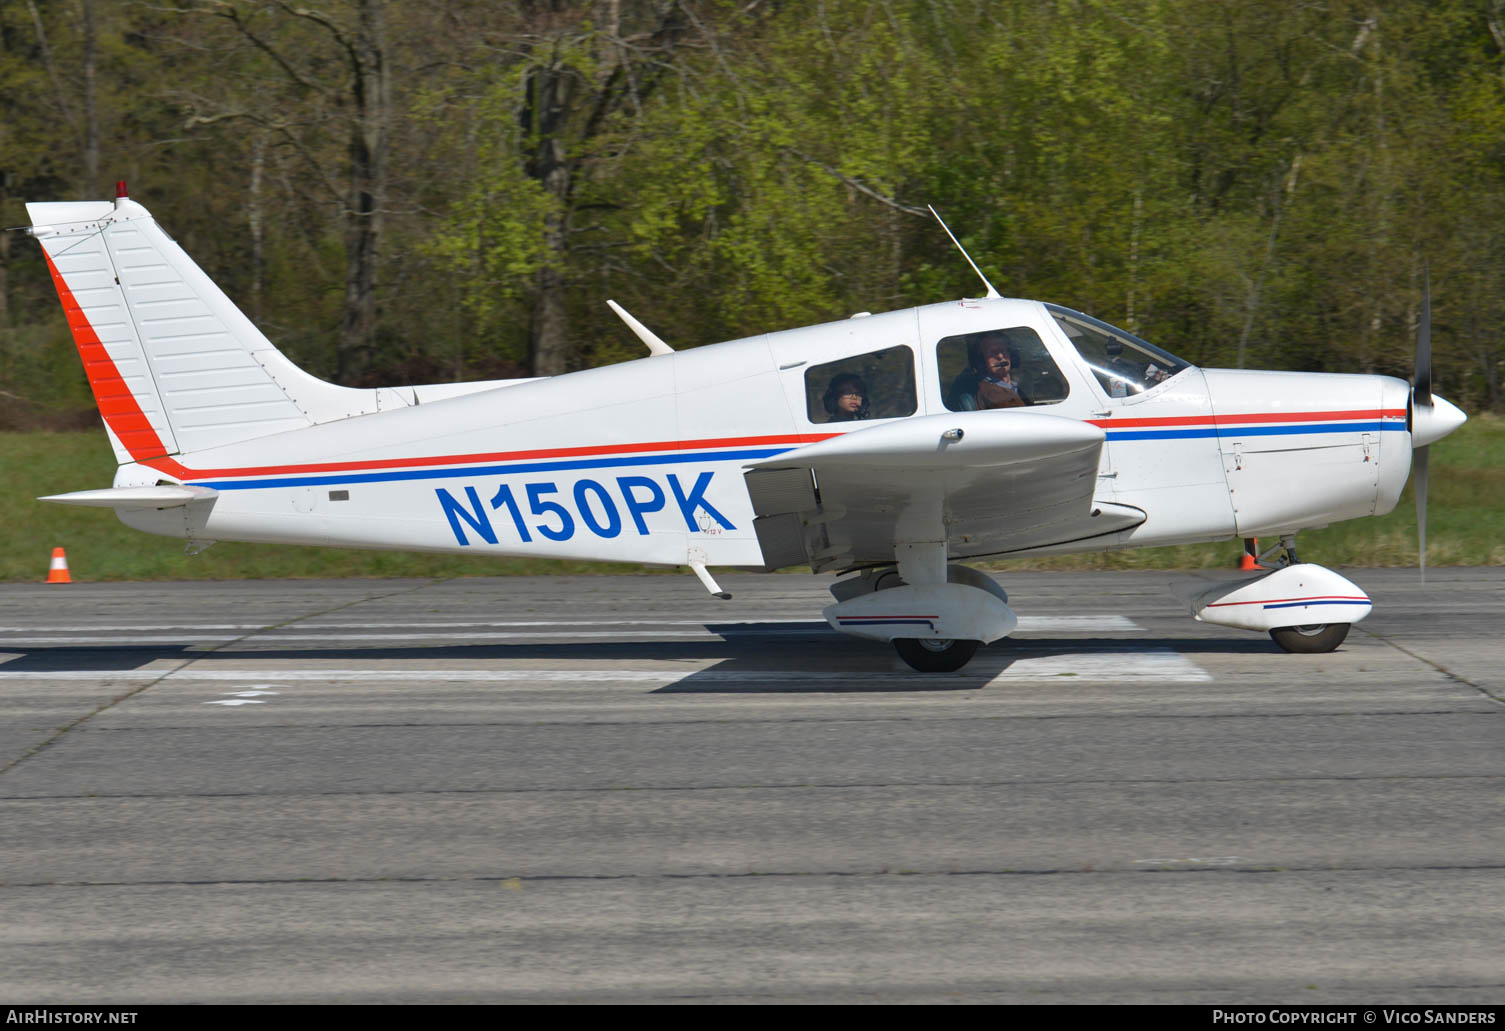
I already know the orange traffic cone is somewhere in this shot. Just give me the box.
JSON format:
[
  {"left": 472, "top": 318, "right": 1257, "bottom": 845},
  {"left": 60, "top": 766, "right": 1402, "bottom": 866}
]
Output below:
[
  {"left": 46, "top": 547, "right": 72, "bottom": 584},
  {"left": 1239, "top": 538, "right": 1260, "bottom": 572}
]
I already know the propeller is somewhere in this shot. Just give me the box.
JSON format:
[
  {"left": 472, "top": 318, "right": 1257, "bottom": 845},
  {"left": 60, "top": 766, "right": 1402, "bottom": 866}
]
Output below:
[
  {"left": 1414, "top": 267, "right": 1430, "bottom": 583},
  {"left": 1406, "top": 275, "right": 1467, "bottom": 583}
]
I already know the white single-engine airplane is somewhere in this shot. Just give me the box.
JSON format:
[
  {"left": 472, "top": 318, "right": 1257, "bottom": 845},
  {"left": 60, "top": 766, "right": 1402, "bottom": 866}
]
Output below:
[{"left": 26, "top": 186, "right": 1466, "bottom": 671}]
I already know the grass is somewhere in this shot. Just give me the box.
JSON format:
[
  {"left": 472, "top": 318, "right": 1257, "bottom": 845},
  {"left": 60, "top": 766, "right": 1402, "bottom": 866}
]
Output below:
[{"left": 2, "top": 416, "right": 1501, "bottom": 582}]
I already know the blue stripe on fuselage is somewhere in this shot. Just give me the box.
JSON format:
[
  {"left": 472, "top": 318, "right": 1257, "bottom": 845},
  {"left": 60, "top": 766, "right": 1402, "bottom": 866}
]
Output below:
[
  {"left": 188, "top": 420, "right": 1408, "bottom": 489},
  {"left": 1106, "top": 421, "right": 1401, "bottom": 442},
  {"left": 1262, "top": 599, "right": 1372, "bottom": 610}
]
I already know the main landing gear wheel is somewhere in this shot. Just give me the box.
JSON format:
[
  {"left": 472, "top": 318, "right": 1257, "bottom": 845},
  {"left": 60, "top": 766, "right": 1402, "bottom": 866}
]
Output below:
[
  {"left": 1269, "top": 623, "right": 1350, "bottom": 654},
  {"left": 894, "top": 638, "right": 981, "bottom": 673}
]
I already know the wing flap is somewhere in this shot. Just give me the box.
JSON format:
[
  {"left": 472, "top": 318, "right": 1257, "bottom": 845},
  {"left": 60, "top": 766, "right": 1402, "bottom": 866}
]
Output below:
[
  {"left": 744, "top": 412, "right": 1112, "bottom": 570},
  {"left": 751, "top": 412, "right": 1104, "bottom": 472}
]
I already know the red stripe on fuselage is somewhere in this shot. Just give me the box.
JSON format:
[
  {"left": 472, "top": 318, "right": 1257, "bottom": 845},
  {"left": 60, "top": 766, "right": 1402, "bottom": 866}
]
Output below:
[
  {"left": 1087, "top": 409, "right": 1405, "bottom": 430},
  {"left": 41, "top": 249, "right": 172, "bottom": 461},
  {"left": 143, "top": 432, "right": 845, "bottom": 483}
]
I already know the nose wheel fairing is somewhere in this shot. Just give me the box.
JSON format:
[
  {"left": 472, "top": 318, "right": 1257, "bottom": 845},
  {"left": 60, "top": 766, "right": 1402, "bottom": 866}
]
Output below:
[{"left": 1186, "top": 563, "right": 1371, "bottom": 637}]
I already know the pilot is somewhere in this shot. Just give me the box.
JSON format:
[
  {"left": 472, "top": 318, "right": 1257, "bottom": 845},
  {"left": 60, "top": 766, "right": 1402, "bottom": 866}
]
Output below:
[
  {"left": 946, "top": 333, "right": 1028, "bottom": 410},
  {"left": 822, "top": 373, "right": 870, "bottom": 422}
]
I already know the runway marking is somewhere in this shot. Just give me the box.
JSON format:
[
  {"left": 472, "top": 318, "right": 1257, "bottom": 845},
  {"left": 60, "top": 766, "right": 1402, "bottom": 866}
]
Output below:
[
  {"left": 0, "top": 615, "right": 1145, "bottom": 646},
  {"left": 0, "top": 650, "right": 1211, "bottom": 683},
  {"left": 1, "top": 632, "right": 759, "bottom": 644},
  {"left": 1134, "top": 856, "right": 1244, "bottom": 866}
]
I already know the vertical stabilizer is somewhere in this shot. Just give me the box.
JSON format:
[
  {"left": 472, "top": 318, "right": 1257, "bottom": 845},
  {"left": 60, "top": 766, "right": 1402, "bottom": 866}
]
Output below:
[{"left": 27, "top": 194, "right": 420, "bottom": 464}]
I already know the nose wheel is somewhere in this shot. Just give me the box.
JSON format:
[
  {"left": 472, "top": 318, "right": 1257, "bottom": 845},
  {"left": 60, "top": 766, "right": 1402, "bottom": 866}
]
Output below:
[
  {"left": 894, "top": 637, "right": 981, "bottom": 672},
  {"left": 1269, "top": 623, "right": 1350, "bottom": 653}
]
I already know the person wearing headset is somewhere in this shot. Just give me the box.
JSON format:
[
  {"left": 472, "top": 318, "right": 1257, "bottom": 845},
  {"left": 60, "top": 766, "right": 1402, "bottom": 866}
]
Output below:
[
  {"left": 823, "top": 373, "right": 871, "bottom": 422},
  {"left": 946, "top": 332, "right": 1028, "bottom": 410}
]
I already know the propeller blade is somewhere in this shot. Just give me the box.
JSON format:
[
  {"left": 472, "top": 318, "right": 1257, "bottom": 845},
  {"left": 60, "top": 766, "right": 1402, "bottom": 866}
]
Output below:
[
  {"left": 1415, "top": 265, "right": 1432, "bottom": 408},
  {"left": 1414, "top": 444, "right": 1429, "bottom": 583}
]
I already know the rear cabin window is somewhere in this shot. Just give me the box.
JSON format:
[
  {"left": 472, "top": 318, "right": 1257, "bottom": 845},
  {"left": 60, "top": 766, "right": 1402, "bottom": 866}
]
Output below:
[
  {"left": 805, "top": 345, "right": 917, "bottom": 424},
  {"left": 937, "top": 326, "right": 1069, "bottom": 412}
]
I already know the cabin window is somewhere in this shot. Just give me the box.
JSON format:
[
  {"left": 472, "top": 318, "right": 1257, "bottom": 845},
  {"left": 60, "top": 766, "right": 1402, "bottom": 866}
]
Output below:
[
  {"left": 1047, "top": 305, "right": 1188, "bottom": 399},
  {"left": 937, "top": 326, "right": 1069, "bottom": 412},
  {"left": 805, "top": 345, "right": 917, "bottom": 424}
]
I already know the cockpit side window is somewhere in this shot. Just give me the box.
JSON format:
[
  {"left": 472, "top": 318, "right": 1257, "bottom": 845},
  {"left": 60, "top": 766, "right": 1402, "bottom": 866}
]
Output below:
[
  {"left": 937, "top": 326, "right": 1068, "bottom": 412},
  {"left": 1047, "top": 305, "right": 1188, "bottom": 399},
  {"left": 804, "top": 345, "right": 917, "bottom": 424}
]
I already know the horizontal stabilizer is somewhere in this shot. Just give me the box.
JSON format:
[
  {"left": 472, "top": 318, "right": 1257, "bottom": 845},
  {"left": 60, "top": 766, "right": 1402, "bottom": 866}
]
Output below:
[{"left": 39, "top": 485, "right": 219, "bottom": 510}]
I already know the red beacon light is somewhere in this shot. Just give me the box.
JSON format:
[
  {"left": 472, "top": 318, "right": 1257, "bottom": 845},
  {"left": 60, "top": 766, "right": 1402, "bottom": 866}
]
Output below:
[{"left": 115, "top": 180, "right": 128, "bottom": 199}]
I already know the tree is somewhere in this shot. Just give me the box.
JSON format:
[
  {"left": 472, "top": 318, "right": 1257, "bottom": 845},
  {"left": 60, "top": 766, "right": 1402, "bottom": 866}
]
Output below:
[{"left": 176, "top": 0, "right": 391, "bottom": 384}]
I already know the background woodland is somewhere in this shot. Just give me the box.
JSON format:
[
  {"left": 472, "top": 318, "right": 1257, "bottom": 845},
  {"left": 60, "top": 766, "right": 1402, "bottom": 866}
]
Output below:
[{"left": 3, "top": 0, "right": 1504, "bottom": 426}]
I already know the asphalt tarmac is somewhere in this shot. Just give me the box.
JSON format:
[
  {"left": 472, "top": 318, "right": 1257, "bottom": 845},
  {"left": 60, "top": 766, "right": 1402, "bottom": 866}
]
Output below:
[{"left": 1, "top": 568, "right": 1501, "bottom": 1004}]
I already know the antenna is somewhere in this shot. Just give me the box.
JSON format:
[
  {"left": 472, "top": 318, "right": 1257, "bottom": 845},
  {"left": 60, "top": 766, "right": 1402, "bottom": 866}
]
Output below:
[
  {"left": 928, "top": 205, "right": 1001, "bottom": 300},
  {"left": 606, "top": 299, "right": 673, "bottom": 356}
]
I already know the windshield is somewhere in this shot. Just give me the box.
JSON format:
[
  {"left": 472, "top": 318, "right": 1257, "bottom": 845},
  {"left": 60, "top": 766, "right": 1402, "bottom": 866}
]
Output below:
[{"left": 1046, "top": 304, "right": 1189, "bottom": 399}]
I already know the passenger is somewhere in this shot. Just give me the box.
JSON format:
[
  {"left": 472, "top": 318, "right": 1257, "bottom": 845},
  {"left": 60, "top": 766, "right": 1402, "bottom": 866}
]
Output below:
[
  {"left": 946, "top": 333, "right": 1028, "bottom": 410},
  {"left": 822, "top": 373, "right": 870, "bottom": 422}
]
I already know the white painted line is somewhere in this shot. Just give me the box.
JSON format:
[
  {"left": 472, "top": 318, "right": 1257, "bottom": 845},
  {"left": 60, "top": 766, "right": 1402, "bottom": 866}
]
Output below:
[
  {"left": 0, "top": 632, "right": 745, "bottom": 644},
  {"left": 1017, "top": 616, "right": 1142, "bottom": 631},
  {"left": 0, "top": 625, "right": 266, "bottom": 632},
  {"left": 0, "top": 650, "right": 1210, "bottom": 684},
  {"left": 4, "top": 636, "right": 270, "bottom": 644},
  {"left": 290, "top": 616, "right": 1147, "bottom": 631},
  {"left": 1133, "top": 856, "right": 1244, "bottom": 866},
  {"left": 991, "top": 651, "right": 1211, "bottom": 682},
  {"left": 0, "top": 615, "right": 1144, "bottom": 646}
]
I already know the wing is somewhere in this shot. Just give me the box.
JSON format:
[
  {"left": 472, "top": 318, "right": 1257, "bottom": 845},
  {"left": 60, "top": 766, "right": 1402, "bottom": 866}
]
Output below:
[{"left": 743, "top": 411, "right": 1144, "bottom": 571}]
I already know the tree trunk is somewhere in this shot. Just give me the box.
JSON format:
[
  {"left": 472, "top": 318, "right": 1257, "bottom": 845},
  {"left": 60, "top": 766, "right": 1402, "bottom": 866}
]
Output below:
[
  {"left": 0, "top": 172, "right": 9, "bottom": 328},
  {"left": 83, "top": 0, "right": 98, "bottom": 196},
  {"left": 248, "top": 134, "right": 265, "bottom": 323},
  {"left": 335, "top": 0, "right": 388, "bottom": 385},
  {"left": 524, "top": 62, "right": 576, "bottom": 378},
  {"left": 514, "top": 3, "right": 686, "bottom": 377}
]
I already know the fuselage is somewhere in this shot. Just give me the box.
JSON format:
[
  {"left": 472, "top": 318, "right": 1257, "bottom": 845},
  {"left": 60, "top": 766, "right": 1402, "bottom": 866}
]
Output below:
[{"left": 114, "top": 297, "right": 1417, "bottom": 569}]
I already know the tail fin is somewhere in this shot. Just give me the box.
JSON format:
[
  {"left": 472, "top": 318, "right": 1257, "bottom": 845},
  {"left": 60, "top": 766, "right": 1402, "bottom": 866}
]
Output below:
[{"left": 27, "top": 191, "right": 425, "bottom": 464}]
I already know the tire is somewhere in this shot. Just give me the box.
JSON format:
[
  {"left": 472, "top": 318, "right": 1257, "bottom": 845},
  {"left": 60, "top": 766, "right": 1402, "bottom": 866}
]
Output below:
[
  {"left": 894, "top": 637, "right": 981, "bottom": 672},
  {"left": 1269, "top": 623, "right": 1350, "bottom": 654}
]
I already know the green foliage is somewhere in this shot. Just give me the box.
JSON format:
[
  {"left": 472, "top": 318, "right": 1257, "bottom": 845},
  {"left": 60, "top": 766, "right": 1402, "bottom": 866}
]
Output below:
[
  {"left": 420, "top": 69, "right": 560, "bottom": 370},
  {"left": 1, "top": 0, "right": 1503, "bottom": 410}
]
